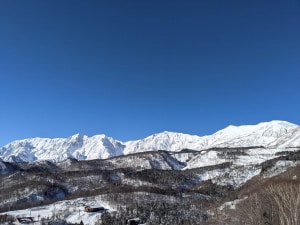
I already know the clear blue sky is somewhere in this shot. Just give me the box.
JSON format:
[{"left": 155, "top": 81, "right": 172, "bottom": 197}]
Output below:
[{"left": 1, "top": 0, "right": 299, "bottom": 146}]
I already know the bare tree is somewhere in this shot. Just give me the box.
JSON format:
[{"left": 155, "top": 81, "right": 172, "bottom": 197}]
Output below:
[
  {"left": 231, "top": 179, "right": 300, "bottom": 225},
  {"left": 265, "top": 179, "right": 300, "bottom": 225}
]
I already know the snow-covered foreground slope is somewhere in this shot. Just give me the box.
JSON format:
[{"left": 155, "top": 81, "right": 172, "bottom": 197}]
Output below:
[
  {"left": 0, "top": 120, "right": 299, "bottom": 163},
  {"left": 1, "top": 196, "right": 114, "bottom": 225}
]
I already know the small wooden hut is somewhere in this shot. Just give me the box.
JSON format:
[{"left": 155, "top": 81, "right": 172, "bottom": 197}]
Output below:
[
  {"left": 84, "top": 205, "right": 105, "bottom": 213},
  {"left": 16, "top": 217, "right": 35, "bottom": 224}
]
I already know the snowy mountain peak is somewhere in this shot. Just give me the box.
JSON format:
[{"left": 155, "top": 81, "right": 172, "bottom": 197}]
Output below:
[
  {"left": 147, "top": 131, "right": 198, "bottom": 142},
  {"left": 208, "top": 120, "right": 298, "bottom": 148},
  {"left": 69, "top": 133, "right": 85, "bottom": 140},
  {"left": 215, "top": 120, "right": 297, "bottom": 136},
  {"left": 123, "top": 131, "right": 200, "bottom": 154},
  {"left": 259, "top": 120, "right": 297, "bottom": 127}
]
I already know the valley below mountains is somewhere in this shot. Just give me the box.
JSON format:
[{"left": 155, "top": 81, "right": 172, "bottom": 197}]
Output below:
[{"left": 0, "top": 120, "right": 300, "bottom": 225}]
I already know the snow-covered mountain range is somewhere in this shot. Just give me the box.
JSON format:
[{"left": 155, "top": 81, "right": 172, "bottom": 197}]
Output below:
[{"left": 1, "top": 120, "right": 299, "bottom": 163}]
